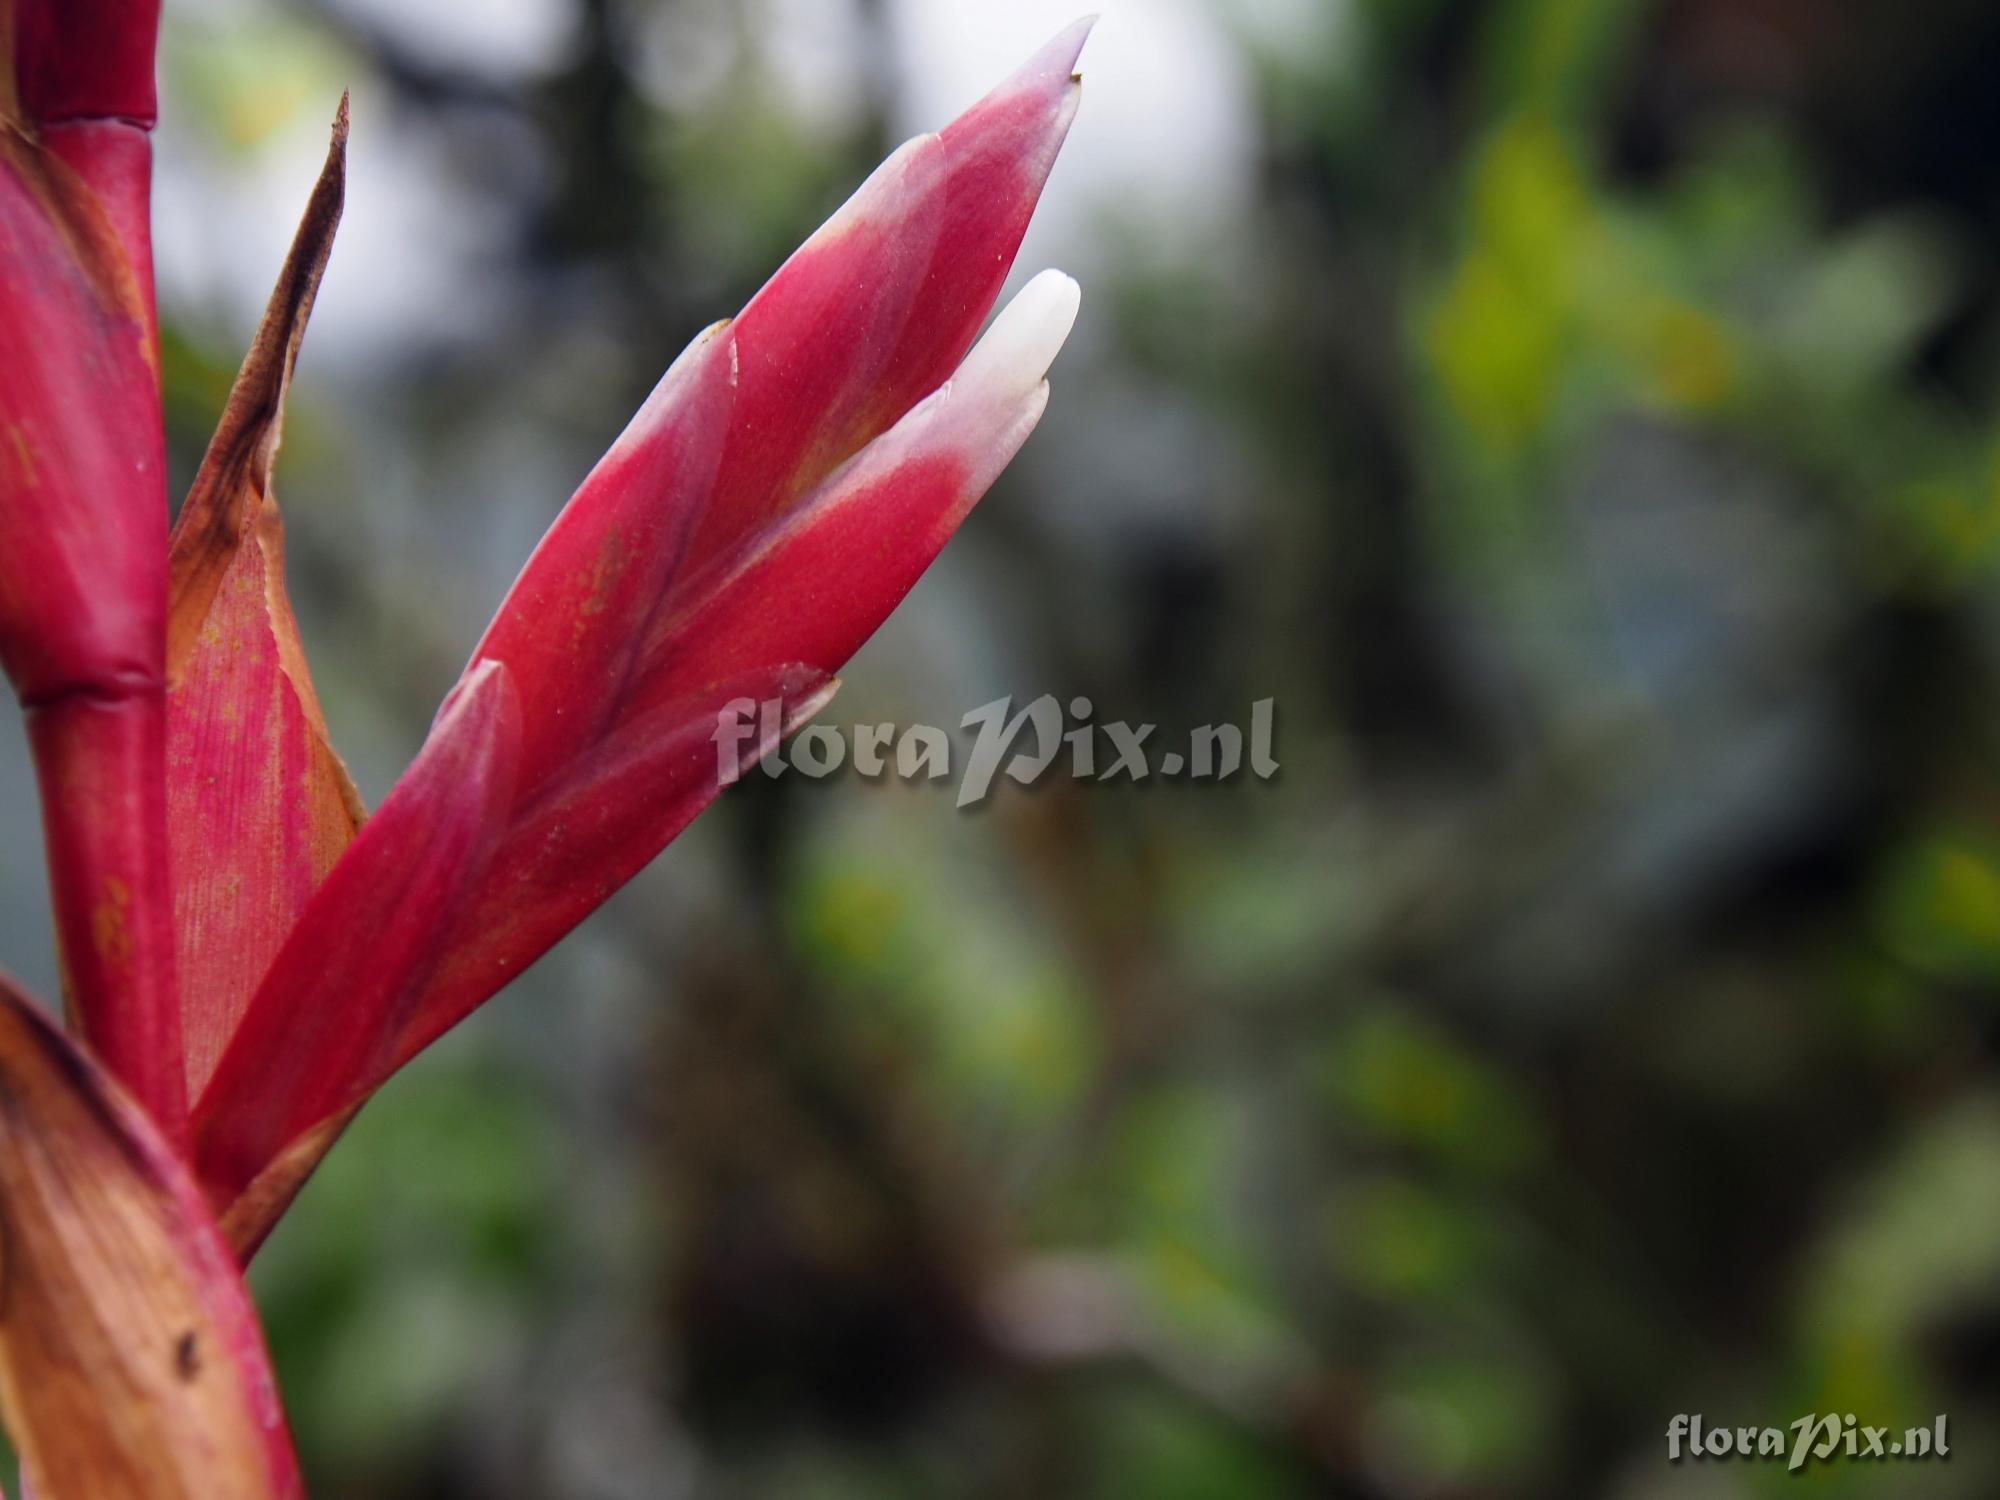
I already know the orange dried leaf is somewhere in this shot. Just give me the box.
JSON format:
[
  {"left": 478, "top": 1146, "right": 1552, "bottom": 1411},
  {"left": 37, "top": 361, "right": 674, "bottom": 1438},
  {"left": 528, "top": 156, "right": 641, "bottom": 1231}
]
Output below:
[
  {"left": 0, "top": 974, "right": 303, "bottom": 1500},
  {"left": 165, "top": 97, "right": 363, "bottom": 1095}
]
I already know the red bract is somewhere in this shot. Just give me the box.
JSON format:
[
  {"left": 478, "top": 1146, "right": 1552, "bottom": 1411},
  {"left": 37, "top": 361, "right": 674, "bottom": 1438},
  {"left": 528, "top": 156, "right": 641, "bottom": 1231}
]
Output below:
[
  {"left": 0, "top": 7, "right": 1087, "bottom": 1486},
  {"left": 190, "top": 22, "right": 1089, "bottom": 1239},
  {"left": 193, "top": 659, "right": 524, "bottom": 1209}
]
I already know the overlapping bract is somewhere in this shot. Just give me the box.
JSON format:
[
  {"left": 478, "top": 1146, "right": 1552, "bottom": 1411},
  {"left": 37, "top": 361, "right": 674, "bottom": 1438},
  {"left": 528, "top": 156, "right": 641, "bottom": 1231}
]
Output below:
[
  {"left": 0, "top": 9, "right": 1088, "bottom": 1489},
  {"left": 189, "top": 19, "right": 1090, "bottom": 1236}
]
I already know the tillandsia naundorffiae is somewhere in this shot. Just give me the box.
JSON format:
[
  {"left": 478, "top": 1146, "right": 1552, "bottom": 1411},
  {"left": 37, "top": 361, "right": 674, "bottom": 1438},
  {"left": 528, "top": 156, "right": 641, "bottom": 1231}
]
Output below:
[{"left": 0, "top": 4, "right": 1088, "bottom": 1492}]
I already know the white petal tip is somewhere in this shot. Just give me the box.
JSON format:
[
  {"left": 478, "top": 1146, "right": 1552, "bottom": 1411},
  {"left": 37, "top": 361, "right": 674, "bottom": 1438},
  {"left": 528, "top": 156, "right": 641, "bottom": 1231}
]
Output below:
[{"left": 957, "top": 271, "right": 1081, "bottom": 406}]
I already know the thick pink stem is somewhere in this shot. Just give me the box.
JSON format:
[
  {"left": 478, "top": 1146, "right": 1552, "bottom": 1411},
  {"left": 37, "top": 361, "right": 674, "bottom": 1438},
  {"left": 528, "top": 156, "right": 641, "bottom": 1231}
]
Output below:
[
  {"left": 2, "top": 3, "right": 180, "bottom": 1139},
  {"left": 26, "top": 693, "right": 183, "bottom": 1141}
]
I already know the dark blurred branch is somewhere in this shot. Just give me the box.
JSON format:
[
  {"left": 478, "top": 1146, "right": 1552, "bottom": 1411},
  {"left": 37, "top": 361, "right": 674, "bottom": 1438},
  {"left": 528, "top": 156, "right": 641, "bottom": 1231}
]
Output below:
[{"left": 284, "top": 0, "right": 526, "bottom": 111}]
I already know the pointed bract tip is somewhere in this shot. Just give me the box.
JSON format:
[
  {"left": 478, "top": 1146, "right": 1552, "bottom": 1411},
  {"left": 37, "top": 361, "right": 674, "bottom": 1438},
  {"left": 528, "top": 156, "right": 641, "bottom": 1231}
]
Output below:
[
  {"left": 1042, "top": 16, "right": 1099, "bottom": 79},
  {"left": 334, "top": 90, "right": 351, "bottom": 139},
  {"left": 814, "top": 129, "right": 946, "bottom": 244},
  {"left": 454, "top": 654, "right": 510, "bottom": 704},
  {"left": 433, "top": 655, "right": 517, "bottom": 736},
  {"left": 784, "top": 675, "right": 843, "bottom": 735},
  {"left": 976, "top": 16, "right": 1097, "bottom": 108},
  {"left": 954, "top": 270, "right": 1081, "bottom": 407}
]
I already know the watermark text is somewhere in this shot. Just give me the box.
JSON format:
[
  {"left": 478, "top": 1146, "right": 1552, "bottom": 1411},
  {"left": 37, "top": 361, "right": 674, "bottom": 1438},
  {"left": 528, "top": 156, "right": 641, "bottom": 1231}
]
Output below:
[
  {"left": 1666, "top": 1413, "right": 1950, "bottom": 1472},
  {"left": 713, "top": 696, "right": 1280, "bottom": 808}
]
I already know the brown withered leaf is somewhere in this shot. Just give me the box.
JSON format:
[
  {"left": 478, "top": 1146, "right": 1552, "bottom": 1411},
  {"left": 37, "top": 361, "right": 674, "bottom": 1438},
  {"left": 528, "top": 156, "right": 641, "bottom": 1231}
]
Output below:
[
  {"left": 0, "top": 975, "right": 304, "bottom": 1499},
  {"left": 165, "top": 96, "right": 366, "bottom": 1101},
  {"left": 166, "top": 94, "right": 348, "bottom": 665}
]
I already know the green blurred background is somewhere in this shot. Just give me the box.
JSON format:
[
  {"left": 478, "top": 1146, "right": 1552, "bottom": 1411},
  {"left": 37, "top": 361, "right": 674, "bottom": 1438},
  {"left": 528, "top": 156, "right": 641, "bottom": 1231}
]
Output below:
[{"left": 6, "top": 0, "right": 2000, "bottom": 1494}]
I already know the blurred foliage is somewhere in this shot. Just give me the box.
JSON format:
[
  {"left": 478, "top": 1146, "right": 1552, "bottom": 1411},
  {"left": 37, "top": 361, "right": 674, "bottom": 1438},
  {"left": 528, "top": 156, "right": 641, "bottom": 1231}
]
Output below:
[{"left": 51, "top": 0, "right": 2000, "bottom": 1494}]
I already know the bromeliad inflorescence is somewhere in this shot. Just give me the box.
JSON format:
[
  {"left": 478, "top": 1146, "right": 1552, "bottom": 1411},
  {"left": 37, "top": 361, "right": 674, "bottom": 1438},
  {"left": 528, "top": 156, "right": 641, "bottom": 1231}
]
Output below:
[{"left": 0, "top": 4, "right": 1088, "bottom": 1493}]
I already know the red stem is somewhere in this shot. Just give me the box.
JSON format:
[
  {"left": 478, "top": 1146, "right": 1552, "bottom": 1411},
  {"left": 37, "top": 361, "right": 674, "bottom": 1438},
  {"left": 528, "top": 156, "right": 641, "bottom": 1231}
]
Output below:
[
  {"left": 4, "top": 5, "right": 182, "bottom": 1140},
  {"left": 27, "top": 689, "right": 185, "bottom": 1144}
]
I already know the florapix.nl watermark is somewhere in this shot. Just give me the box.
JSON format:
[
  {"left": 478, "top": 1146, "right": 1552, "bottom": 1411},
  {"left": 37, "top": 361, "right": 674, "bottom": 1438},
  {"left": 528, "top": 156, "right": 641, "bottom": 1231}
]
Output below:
[
  {"left": 713, "top": 695, "right": 1279, "bottom": 808},
  {"left": 1666, "top": 1413, "right": 1950, "bottom": 1473}
]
